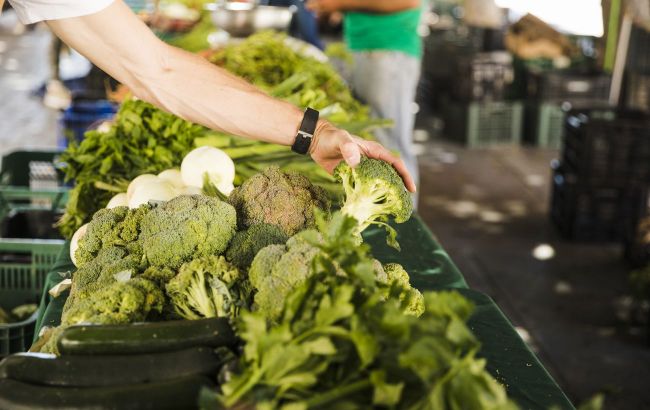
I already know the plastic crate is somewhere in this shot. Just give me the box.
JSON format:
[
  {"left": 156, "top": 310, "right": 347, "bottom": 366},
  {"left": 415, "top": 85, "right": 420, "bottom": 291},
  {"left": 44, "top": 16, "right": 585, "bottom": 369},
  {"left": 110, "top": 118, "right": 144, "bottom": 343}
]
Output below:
[
  {"left": 626, "top": 73, "right": 650, "bottom": 112},
  {"left": 444, "top": 101, "right": 523, "bottom": 148},
  {"left": 0, "top": 239, "right": 64, "bottom": 356},
  {"left": 0, "top": 150, "right": 68, "bottom": 219},
  {"left": 525, "top": 103, "right": 566, "bottom": 148},
  {"left": 550, "top": 169, "right": 648, "bottom": 242},
  {"left": 59, "top": 98, "right": 117, "bottom": 148},
  {"left": 562, "top": 110, "right": 650, "bottom": 182},
  {"left": 527, "top": 71, "right": 611, "bottom": 108},
  {"left": 624, "top": 215, "right": 650, "bottom": 268},
  {"left": 451, "top": 51, "right": 515, "bottom": 102}
]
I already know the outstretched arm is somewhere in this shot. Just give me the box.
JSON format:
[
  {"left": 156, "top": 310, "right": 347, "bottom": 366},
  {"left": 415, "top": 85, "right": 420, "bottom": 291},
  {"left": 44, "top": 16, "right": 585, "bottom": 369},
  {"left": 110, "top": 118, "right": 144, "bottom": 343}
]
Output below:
[
  {"left": 46, "top": 0, "right": 416, "bottom": 191},
  {"left": 47, "top": 0, "right": 303, "bottom": 147}
]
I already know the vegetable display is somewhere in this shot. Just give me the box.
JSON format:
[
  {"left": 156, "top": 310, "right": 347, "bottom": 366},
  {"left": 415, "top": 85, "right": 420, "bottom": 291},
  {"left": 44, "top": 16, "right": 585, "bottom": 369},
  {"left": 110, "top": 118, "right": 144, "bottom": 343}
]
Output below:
[
  {"left": 12, "top": 28, "right": 525, "bottom": 408},
  {"left": 23, "top": 151, "right": 520, "bottom": 408},
  {"left": 203, "top": 212, "right": 516, "bottom": 410},
  {"left": 57, "top": 99, "right": 205, "bottom": 238}
]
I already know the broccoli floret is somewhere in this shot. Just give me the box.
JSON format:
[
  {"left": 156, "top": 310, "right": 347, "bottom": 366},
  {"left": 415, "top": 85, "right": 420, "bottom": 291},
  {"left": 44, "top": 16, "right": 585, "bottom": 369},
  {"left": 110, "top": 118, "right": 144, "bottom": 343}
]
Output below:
[
  {"left": 248, "top": 238, "right": 321, "bottom": 321},
  {"left": 38, "top": 326, "right": 66, "bottom": 355},
  {"left": 141, "top": 265, "right": 178, "bottom": 286},
  {"left": 228, "top": 166, "right": 330, "bottom": 237},
  {"left": 225, "top": 224, "right": 288, "bottom": 270},
  {"left": 334, "top": 157, "right": 413, "bottom": 250},
  {"left": 166, "top": 255, "right": 248, "bottom": 320},
  {"left": 140, "top": 195, "right": 237, "bottom": 269},
  {"left": 383, "top": 263, "right": 424, "bottom": 317},
  {"left": 248, "top": 244, "right": 286, "bottom": 289},
  {"left": 70, "top": 246, "right": 142, "bottom": 299},
  {"left": 285, "top": 229, "right": 322, "bottom": 249},
  {"left": 62, "top": 277, "right": 165, "bottom": 326},
  {"left": 75, "top": 204, "right": 151, "bottom": 266}
]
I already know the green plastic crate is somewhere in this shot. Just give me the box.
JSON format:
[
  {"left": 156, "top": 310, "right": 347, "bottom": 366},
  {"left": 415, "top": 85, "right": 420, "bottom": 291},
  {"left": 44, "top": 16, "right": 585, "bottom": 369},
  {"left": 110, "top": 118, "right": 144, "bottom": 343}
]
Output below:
[
  {"left": 445, "top": 101, "right": 523, "bottom": 148},
  {"left": 525, "top": 103, "right": 566, "bottom": 149},
  {"left": 0, "top": 150, "right": 68, "bottom": 218},
  {"left": 0, "top": 239, "right": 64, "bottom": 356}
]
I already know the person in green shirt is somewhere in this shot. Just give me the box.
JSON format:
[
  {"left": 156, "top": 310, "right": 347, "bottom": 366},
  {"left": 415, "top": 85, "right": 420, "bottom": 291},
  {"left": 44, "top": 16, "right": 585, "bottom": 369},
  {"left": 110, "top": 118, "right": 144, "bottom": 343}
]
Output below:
[{"left": 309, "top": 0, "right": 422, "bottom": 193}]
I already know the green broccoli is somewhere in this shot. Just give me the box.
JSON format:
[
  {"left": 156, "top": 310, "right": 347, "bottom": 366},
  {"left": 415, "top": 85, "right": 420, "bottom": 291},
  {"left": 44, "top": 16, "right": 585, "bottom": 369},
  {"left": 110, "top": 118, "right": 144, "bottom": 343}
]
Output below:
[
  {"left": 334, "top": 157, "right": 413, "bottom": 250},
  {"left": 38, "top": 326, "right": 66, "bottom": 355},
  {"left": 69, "top": 246, "right": 143, "bottom": 299},
  {"left": 228, "top": 166, "right": 330, "bottom": 237},
  {"left": 62, "top": 277, "right": 165, "bottom": 326},
  {"left": 248, "top": 230, "right": 325, "bottom": 321},
  {"left": 166, "top": 255, "right": 248, "bottom": 320},
  {"left": 248, "top": 244, "right": 286, "bottom": 289},
  {"left": 141, "top": 265, "right": 178, "bottom": 286},
  {"left": 383, "top": 263, "right": 424, "bottom": 317},
  {"left": 254, "top": 243, "right": 320, "bottom": 320},
  {"left": 74, "top": 204, "right": 152, "bottom": 266},
  {"left": 140, "top": 195, "right": 237, "bottom": 269},
  {"left": 225, "top": 223, "right": 288, "bottom": 270}
]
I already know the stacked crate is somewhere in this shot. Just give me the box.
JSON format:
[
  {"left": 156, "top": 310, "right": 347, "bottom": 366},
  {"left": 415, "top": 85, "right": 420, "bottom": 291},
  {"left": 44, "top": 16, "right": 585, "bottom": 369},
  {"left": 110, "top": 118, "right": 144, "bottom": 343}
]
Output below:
[
  {"left": 443, "top": 51, "right": 523, "bottom": 147},
  {"left": 551, "top": 110, "right": 650, "bottom": 242},
  {"left": 525, "top": 71, "right": 611, "bottom": 149},
  {"left": 0, "top": 151, "right": 66, "bottom": 356}
]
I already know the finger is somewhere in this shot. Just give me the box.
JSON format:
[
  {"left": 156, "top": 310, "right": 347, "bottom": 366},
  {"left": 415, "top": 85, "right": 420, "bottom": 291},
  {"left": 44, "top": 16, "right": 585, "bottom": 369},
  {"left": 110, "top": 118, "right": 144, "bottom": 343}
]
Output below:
[
  {"left": 340, "top": 140, "right": 361, "bottom": 168},
  {"left": 360, "top": 141, "right": 417, "bottom": 193}
]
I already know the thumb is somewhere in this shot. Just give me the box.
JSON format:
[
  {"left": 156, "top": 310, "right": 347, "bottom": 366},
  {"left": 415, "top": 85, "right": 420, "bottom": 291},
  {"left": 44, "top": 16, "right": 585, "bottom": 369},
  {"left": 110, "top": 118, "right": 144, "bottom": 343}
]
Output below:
[{"left": 341, "top": 140, "right": 361, "bottom": 167}]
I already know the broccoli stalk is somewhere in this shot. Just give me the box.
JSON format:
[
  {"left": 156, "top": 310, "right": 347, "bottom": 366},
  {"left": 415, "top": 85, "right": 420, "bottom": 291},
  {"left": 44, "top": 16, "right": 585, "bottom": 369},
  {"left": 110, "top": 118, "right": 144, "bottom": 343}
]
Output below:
[
  {"left": 166, "top": 256, "right": 248, "bottom": 320},
  {"left": 335, "top": 157, "right": 413, "bottom": 250}
]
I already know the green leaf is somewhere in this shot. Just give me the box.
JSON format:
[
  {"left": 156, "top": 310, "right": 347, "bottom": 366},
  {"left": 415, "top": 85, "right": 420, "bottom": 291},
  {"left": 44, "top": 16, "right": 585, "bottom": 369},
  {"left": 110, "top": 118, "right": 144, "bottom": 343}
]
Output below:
[
  {"left": 302, "top": 337, "right": 337, "bottom": 355},
  {"left": 370, "top": 370, "right": 404, "bottom": 406}
]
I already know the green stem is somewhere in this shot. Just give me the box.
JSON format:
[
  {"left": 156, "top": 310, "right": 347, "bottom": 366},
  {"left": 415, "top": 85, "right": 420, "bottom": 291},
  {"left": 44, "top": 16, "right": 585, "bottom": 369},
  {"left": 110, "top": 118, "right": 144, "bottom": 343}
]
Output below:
[
  {"left": 305, "top": 379, "right": 372, "bottom": 408},
  {"left": 93, "top": 181, "right": 126, "bottom": 193},
  {"left": 293, "top": 325, "right": 350, "bottom": 345}
]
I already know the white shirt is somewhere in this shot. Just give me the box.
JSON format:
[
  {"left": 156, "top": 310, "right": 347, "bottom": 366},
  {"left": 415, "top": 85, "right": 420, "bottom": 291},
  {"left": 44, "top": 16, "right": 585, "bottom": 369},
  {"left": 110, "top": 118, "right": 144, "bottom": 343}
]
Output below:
[{"left": 8, "top": 0, "right": 115, "bottom": 24}]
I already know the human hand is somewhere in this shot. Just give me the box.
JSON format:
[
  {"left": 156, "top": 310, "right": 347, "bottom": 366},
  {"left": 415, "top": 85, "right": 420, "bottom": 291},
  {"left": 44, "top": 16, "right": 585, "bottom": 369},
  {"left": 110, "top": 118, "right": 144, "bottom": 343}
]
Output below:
[
  {"left": 310, "top": 122, "right": 417, "bottom": 193},
  {"left": 306, "top": 0, "right": 343, "bottom": 14}
]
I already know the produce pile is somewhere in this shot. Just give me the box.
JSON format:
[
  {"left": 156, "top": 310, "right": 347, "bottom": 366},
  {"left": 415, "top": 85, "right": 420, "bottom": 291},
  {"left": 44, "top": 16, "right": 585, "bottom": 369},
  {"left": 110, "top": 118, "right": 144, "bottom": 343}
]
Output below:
[
  {"left": 7, "top": 154, "right": 519, "bottom": 409},
  {"left": 57, "top": 31, "right": 388, "bottom": 239}
]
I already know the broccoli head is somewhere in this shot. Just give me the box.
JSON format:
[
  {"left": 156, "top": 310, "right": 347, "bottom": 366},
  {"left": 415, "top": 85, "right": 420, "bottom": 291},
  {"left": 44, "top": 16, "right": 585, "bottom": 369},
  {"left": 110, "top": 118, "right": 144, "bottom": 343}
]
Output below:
[
  {"left": 248, "top": 237, "right": 321, "bottom": 321},
  {"left": 75, "top": 204, "right": 151, "bottom": 266},
  {"left": 334, "top": 157, "right": 413, "bottom": 250},
  {"left": 225, "top": 223, "right": 288, "bottom": 271},
  {"left": 62, "top": 277, "right": 165, "bottom": 326},
  {"left": 139, "top": 195, "right": 237, "bottom": 269},
  {"left": 228, "top": 166, "right": 330, "bottom": 237},
  {"left": 69, "top": 246, "right": 143, "bottom": 300},
  {"left": 248, "top": 244, "right": 286, "bottom": 289},
  {"left": 166, "top": 255, "right": 248, "bottom": 320},
  {"left": 382, "top": 263, "right": 424, "bottom": 317}
]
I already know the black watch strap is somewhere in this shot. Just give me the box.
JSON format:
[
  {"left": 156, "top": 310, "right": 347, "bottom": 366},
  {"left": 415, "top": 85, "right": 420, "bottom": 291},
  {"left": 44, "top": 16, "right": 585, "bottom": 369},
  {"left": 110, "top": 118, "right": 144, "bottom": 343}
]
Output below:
[{"left": 291, "top": 108, "right": 319, "bottom": 155}]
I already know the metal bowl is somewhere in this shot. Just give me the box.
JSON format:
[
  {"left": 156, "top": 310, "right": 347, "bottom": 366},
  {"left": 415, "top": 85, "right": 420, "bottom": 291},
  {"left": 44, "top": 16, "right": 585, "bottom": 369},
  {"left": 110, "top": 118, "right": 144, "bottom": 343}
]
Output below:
[{"left": 206, "top": 2, "right": 295, "bottom": 38}]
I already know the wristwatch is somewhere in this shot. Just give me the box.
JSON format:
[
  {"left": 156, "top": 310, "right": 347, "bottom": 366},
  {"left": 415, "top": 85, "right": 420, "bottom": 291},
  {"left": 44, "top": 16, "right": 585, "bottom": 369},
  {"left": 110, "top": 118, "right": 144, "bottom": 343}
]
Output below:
[{"left": 291, "top": 108, "right": 319, "bottom": 155}]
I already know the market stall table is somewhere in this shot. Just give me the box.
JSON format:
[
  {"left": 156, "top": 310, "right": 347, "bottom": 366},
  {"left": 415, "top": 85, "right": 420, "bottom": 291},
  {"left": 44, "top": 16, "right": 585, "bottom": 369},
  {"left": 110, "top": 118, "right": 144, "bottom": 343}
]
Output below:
[{"left": 33, "top": 216, "right": 573, "bottom": 410}]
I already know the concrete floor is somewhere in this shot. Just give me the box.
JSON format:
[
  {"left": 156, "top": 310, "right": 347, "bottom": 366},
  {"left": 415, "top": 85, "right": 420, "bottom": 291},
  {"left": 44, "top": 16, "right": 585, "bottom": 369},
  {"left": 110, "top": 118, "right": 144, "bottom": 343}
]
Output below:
[
  {"left": 1, "top": 15, "right": 649, "bottom": 410},
  {"left": 415, "top": 141, "right": 650, "bottom": 409}
]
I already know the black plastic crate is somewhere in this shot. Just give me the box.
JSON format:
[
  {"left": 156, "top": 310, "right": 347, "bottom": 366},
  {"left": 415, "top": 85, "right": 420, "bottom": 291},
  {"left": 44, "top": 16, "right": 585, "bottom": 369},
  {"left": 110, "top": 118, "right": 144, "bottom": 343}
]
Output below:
[
  {"left": 527, "top": 71, "right": 611, "bottom": 107},
  {"left": 562, "top": 110, "right": 650, "bottom": 182},
  {"left": 624, "top": 216, "right": 650, "bottom": 268},
  {"left": 451, "top": 51, "right": 514, "bottom": 102},
  {"left": 550, "top": 169, "right": 648, "bottom": 242},
  {"left": 626, "top": 72, "right": 650, "bottom": 112}
]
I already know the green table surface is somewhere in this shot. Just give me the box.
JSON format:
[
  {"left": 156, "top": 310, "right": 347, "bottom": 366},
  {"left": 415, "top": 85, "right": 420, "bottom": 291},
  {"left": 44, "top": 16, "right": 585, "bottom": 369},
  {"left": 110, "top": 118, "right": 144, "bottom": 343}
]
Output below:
[{"left": 33, "top": 217, "right": 573, "bottom": 410}]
